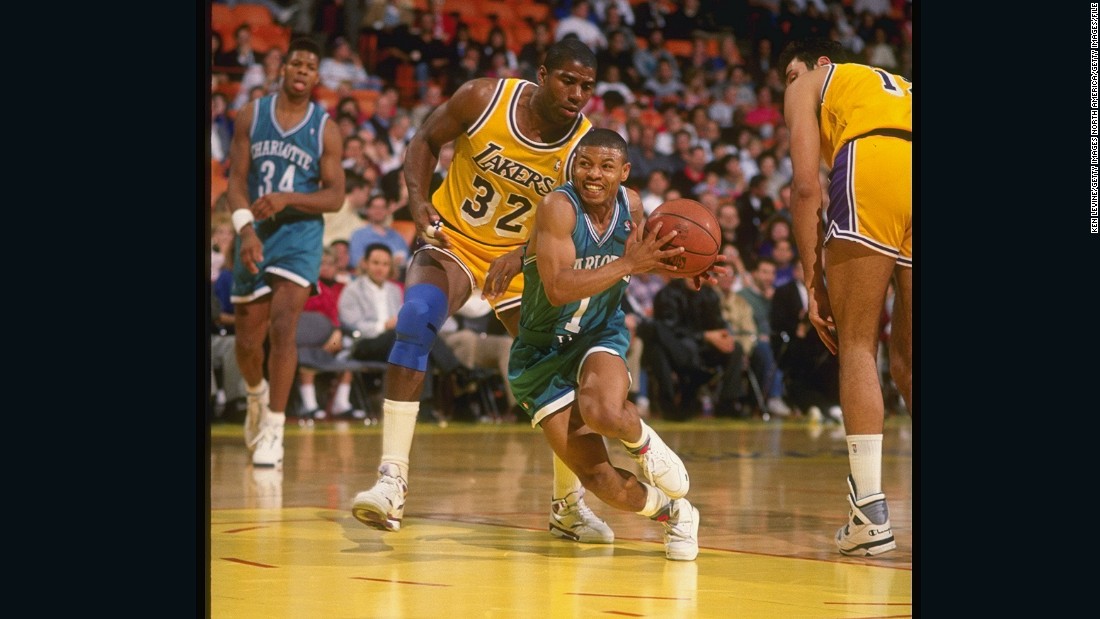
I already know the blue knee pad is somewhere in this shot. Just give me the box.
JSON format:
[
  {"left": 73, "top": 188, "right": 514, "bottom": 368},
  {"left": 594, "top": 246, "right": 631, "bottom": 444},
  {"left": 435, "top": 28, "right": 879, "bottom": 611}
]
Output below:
[{"left": 389, "top": 284, "right": 448, "bottom": 372}]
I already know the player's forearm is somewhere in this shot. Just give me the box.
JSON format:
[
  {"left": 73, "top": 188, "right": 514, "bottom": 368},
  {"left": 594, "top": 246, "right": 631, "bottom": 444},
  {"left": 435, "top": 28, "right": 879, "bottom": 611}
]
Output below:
[
  {"left": 404, "top": 136, "right": 439, "bottom": 205},
  {"left": 279, "top": 187, "right": 345, "bottom": 214},
  {"left": 543, "top": 259, "right": 632, "bottom": 307},
  {"left": 790, "top": 188, "right": 823, "bottom": 285}
]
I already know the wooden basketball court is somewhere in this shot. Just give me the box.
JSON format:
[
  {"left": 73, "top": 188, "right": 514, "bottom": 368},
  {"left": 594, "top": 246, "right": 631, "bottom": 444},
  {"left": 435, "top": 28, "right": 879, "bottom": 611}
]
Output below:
[{"left": 208, "top": 416, "right": 913, "bottom": 617}]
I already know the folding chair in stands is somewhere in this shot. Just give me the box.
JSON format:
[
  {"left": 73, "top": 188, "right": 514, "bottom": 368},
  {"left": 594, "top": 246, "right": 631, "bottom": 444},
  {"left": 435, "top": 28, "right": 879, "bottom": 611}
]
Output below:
[{"left": 295, "top": 311, "right": 388, "bottom": 424}]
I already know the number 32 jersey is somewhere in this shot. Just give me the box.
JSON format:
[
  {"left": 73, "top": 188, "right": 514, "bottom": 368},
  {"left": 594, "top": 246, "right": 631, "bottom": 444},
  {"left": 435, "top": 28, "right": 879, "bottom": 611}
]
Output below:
[{"left": 435, "top": 78, "right": 592, "bottom": 253}]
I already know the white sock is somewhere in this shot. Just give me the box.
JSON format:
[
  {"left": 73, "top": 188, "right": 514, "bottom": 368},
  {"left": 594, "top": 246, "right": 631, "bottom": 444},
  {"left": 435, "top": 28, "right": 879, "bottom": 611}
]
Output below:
[
  {"left": 381, "top": 399, "right": 419, "bottom": 480},
  {"left": 621, "top": 419, "right": 650, "bottom": 451},
  {"left": 247, "top": 379, "right": 268, "bottom": 397},
  {"left": 299, "top": 384, "right": 318, "bottom": 410},
  {"left": 552, "top": 454, "right": 582, "bottom": 500},
  {"left": 332, "top": 382, "right": 352, "bottom": 411},
  {"left": 847, "top": 434, "right": 883, "bottom": 499},
  {"left": 264, "top": 411, "right": 286, "bottom": 426},
  {"left": 636, "top": 482, "right": 671, "bottom": 518}
]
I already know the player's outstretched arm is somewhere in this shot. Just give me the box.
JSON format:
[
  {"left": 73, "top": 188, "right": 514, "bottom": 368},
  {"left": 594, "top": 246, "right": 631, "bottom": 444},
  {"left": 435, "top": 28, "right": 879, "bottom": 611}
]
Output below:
[{"left": 227, "top": 102, "right": 263, "bottom": 274}]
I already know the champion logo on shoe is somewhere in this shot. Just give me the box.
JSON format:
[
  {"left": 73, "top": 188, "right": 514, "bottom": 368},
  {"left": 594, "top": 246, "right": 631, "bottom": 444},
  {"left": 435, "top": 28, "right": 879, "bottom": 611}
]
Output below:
[
  {"left": 629, "top": 439, "right": 651, "bottom": 456},
  {"left": 869, "top": 528, "right": 891, "bottom": 537}
]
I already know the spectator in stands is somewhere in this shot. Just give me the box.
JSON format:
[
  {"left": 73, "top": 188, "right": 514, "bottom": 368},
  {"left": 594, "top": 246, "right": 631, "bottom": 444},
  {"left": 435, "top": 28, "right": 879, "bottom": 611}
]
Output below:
[
  {"left": 632, "top": 0, "right": 670, "bottom": 39},
  {"left": 596, "top": 30, "right": 640, "bottom": 91},
  {"left": 319, "top": 36, "right": 378, "bottom": 91},
  {"left": 298, "top": 247, "right": 360, "bottom": 420},
  {"left": 639, "top": 169, "right": 672, "bottom": 215},
  {"left": 324, "top": 170, "right": 372, "bottom": 249},
  {"left": 770, "top": 261, "right": 841, "bottom": 422},
  {"left": 737, "top": 256, "right": 791, "bottom": 416},
  {"left": 234, "top": 47, "right": 285, "bottom": 109},
  {"left": 340, "top": 243, "right": 477, "bottom": 416},
  {"left": 591, "top": 0, "right": 635, "bottom": 29},
  {"left": 628, "top": 125, "right": 677, "bottom": 186},
  {"left": 216, "top": 24, "right": 259, "bottom": 78},
  {"left": 735, "top": 174, "right": 778, "bottom": 259},
  {"left": 670, "top": 144, "right": 708, "bottom": 199},
  {"left": 348, "top": 193, "right": 410, "bottom": 280},
  {"left": 714, "top": 265, "right": 758, "bottom": 418},
  {"left": 643, "top": 276, "right": 740, "bottom": 421},
  {"left": 744, "top": 85, "right": 783, "bottom": 133},
  {"left": 426, "top": 0, "right": 458, "bottom": 45},
  {"left": 769, "top": 238, "right": 797, "bottom": 289},
  {"left": 555, "top": 1, "right": 608, "bottom": 51},
  {"left": 664, "top": 0, "right": 713, "bottom": 40},
  {"left": 595, "top": 65, "right": 636, "bottom": 106},
  {"left": 211, "top": 93, "right": 234, "bottom": 164},
  {"left": 480, "top": 27, "right": 518, "bottom": 77},
  {"left": 518, "top": 21, "right": 554, "bottom": 83},
  {"left": 634, "top": 28, "right": 681, "bottom": 84}
]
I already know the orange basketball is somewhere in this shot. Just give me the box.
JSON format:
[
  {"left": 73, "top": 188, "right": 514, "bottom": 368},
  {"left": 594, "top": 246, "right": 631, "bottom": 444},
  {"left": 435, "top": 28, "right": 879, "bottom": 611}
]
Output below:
[{"left": 643, "top": 198, "right": 721, "bottom": 278}]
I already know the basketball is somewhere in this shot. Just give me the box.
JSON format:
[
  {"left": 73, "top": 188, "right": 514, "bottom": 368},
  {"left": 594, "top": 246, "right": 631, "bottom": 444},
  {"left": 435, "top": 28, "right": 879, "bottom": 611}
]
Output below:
[{"left": 644, "top": 198, "right": 721, "bottom": 277}]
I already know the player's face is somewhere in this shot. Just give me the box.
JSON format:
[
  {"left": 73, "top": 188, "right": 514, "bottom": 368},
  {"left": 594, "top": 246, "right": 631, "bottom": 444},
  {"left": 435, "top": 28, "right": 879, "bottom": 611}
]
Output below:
[
  {"left": 784, "top": 56, "right": 830, "bottom": 85},
  {"left": 282, "top": 50, "right": 321, "bottom": 97},
  {"left": 572, "top": 146, "right": 629, "bottom": 207},
  {"left": 538, "top": 61, "right": 596, "bottom": 124}
]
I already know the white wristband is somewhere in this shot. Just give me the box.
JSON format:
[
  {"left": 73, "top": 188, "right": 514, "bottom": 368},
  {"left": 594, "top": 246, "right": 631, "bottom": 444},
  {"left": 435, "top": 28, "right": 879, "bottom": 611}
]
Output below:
[{"left": 231, "top": 209, "right": 255, "bottom": 233}]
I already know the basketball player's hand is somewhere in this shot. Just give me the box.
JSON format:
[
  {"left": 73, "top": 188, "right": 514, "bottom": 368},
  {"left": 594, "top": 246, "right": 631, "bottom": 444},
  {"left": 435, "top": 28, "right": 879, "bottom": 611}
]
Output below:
[
  {"left": 238, "top": 227, "right": 264, "bottom": 275},
  {"left": 483, "top": 247, "right": 523, "bottom": 300},
  {"left": 628, "top": 221, "right": 683, "bottom": 274},
  {"left": 808, "top": 284, "right": 838, "bottom": 355},
  {"left": 688, "top": 255, "right": 729, "bottom": 290},
  {"left": 250, "top": 192, "right": 289, "bottom": 220},
  {"left": 412, "top": 200, "right": 451, "bottom": 249}
]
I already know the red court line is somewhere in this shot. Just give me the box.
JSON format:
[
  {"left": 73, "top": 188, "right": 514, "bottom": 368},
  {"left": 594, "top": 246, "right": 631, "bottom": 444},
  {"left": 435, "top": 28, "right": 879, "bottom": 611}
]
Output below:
[
  {"left": 221, "top": 557, "right": 277, "bottom": 568},
  {"left": 602, "top": 611, "right": 644, "bottom": 617},
  {"left": 567, "top": 592, "right": 690, "bottom": 601},
  {"left": 823, "top": 602, "right": 912, "bottom": 605},
  {"left": 223, "top": 526, "right": 269, "bottom": 533},
  {"left": 351, "top": 576, "right": 450, "bottom": 587}
]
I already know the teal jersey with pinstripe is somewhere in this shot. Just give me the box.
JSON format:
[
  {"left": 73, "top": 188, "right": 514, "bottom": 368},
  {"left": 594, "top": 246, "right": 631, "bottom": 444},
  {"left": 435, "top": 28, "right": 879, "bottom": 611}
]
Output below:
[
  {"left": 509, "top": 181, "right": 635, "bottom": 424},
  {"left": 230, "top": 94, "right": 329, "bottom": 304},
  {"left": 517, "top": 181, "right": 634, "bottom": 347},
  {"left": 247, "top": 93, "right": 329, "bottom": 220}
]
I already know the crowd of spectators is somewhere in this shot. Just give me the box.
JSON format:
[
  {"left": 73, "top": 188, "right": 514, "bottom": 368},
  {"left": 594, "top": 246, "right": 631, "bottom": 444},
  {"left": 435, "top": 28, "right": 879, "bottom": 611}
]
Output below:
[{"left": 210, "top": 0, "right": 912, "bottom": 422}]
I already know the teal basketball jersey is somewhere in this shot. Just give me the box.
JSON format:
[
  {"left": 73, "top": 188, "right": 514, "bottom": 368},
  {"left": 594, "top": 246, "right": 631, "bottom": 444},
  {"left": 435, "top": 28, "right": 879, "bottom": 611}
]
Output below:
[
  {"left": 518, "top": 182, "right": 635, "bottom": 346},
  {"left": 247, "top": 93, "right": 329, "bottom": 220}
]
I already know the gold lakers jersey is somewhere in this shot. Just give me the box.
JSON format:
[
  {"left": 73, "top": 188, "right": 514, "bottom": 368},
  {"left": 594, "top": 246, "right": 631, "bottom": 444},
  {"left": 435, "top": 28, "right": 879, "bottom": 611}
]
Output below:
[
  {"left": 819, "top": 63, "right": 912, "bottom": 164},
  {"left": 435, "top": 78, "right": 593, "bottom": 252}
]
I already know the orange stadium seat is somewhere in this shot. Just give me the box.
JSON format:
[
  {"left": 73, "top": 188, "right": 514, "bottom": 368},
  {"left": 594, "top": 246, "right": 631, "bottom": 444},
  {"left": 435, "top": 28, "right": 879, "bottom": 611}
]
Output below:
[
  {"left": 391, "top": 220, "right": 418, "bottom": 249},
  {"left": 513, "top": 2, "right": 550, "bottom": 23},
  {"left": 213, "top": 80, "right": 242, "bottom": 103},
  {"left": 211, "top": 159, "right": 229, "bottom": 208},
  {"left": 251, "top": 23, "right": 290, "bottom": 53},
  {"left": 233, "top": 4, "right": 275, "bottom": 28},
  {"left": 212, "top": 4, "right": 235, "bottom": 30},
  {"left": 665, "top": 39, "right": 693, "bottom": 58},
  {"left": 312, "top": 86, "right": 340, "bottom": 112}
]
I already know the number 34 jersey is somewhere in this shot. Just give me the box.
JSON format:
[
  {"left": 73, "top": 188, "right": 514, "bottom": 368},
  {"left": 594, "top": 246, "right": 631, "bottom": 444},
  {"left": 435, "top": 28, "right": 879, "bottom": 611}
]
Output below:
[{"left": 436, "top": 78, "right": 592, "bottom": 254}]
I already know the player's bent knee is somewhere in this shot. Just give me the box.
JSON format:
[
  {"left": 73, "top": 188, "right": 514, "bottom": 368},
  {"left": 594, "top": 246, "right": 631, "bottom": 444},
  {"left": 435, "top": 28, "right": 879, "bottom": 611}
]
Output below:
[{"left": 389, "top": 284, "right": 448, "bottom": 372}]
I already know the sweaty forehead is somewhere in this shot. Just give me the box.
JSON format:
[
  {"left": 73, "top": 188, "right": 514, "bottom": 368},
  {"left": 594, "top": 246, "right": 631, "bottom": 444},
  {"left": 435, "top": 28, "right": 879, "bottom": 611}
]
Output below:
[{"left": 577, "top": 145, "right": 624, "bottom": 161}]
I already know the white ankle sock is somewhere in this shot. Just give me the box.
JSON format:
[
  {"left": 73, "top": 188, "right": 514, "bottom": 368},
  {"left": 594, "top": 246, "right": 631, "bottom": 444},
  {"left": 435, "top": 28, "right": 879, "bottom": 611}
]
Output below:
[
  {"left": 552, "top": 454, "right": 582, "bottom": 500},
  {"left": 636, "top": 483, "right": 670, "bottom": 518},
  {"left": 621, "top": 419, "right": 651, "bottom": 451},
  {"left": 332, "top": 382, "right": 352, "bottom": 411},
  {"left": 381, "top": 399, "right": 419, "bottom": 480},
  {"left": 846, "top": 434, "right": 883, "bottom": 499},
  {"left": 247, "top": 379, "right": 268, "bottom": 396},
  {"left": 299, "top": 384, "right": 318, "bottom": 410}
]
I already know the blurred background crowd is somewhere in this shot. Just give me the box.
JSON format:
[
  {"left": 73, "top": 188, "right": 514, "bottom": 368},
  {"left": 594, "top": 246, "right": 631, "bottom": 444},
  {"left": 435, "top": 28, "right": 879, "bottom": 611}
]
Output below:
[{"left": 209, "top": 0, "right": 912, "bottom": 425}]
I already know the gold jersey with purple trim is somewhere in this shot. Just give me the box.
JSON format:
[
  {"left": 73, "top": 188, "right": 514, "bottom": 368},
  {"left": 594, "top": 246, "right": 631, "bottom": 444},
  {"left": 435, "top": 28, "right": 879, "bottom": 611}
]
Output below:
[
  {"left": 818, "top": 63, "right": 913, "bottom": 266},
  {"left": 818, "top": 63, "right": 911, "bottom": 165},
  {"left": 429, "top": 78, "right": 592, "bottom": 312}
]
